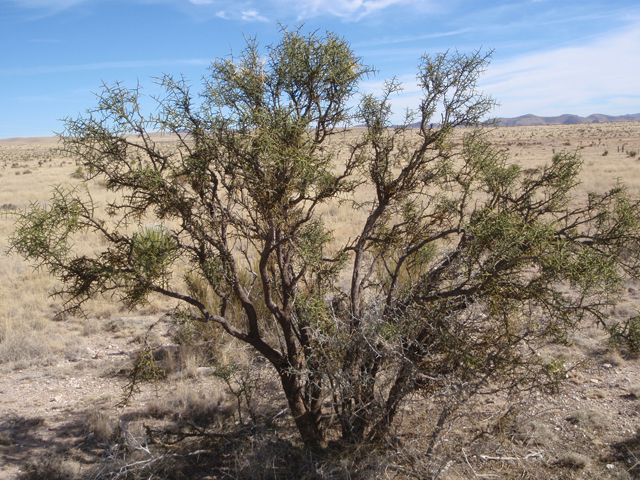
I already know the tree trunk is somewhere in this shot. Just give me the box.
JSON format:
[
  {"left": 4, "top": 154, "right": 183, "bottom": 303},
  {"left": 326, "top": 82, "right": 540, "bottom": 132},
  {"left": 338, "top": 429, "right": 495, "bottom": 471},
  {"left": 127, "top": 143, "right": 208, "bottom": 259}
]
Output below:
[
  {"left": 367, "top": 364, "right": 413, "bottom": 443},
  {"left": 280, "top": 372, "right": 327, "bottom": 450}
]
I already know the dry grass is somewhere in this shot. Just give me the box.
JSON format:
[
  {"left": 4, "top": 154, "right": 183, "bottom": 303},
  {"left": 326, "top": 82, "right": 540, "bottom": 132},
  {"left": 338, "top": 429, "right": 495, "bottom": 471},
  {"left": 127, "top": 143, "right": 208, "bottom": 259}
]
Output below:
[
  {"left": 0, "top": 138, "right": 181, "bottom": 371},
  {"left": 2, "top": 124, "right": 640, "bottom": 478}
]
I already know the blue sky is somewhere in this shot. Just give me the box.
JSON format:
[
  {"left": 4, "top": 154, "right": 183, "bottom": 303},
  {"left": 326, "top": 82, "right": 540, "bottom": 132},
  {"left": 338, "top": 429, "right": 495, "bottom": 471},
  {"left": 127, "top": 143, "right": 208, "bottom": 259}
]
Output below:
[{"left": 1, "top": 0, "right": 639, "bottom": 138}]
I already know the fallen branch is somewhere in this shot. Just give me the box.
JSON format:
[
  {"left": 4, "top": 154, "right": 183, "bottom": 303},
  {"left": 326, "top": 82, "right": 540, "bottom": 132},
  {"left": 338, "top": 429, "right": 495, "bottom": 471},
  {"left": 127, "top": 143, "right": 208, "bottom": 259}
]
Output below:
[
  {"left": 479, "top": 451, "right": 543, "bottom": 462},
  {"left": 95, "top": 449, "right": 216, "bottom": 480}
]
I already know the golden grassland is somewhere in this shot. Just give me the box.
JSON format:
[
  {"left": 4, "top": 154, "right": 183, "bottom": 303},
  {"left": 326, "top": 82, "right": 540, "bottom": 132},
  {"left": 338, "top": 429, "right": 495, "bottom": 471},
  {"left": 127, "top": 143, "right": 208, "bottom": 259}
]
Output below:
[{"left": 1, "top": 122, "right": 640, "bottom": 478}]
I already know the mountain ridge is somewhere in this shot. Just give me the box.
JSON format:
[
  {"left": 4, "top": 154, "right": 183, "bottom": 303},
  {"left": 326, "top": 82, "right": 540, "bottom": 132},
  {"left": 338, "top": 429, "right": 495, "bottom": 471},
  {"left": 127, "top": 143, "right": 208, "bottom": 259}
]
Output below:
[{"left": 495, "top": 113, "right": 640, "bottom": 127}]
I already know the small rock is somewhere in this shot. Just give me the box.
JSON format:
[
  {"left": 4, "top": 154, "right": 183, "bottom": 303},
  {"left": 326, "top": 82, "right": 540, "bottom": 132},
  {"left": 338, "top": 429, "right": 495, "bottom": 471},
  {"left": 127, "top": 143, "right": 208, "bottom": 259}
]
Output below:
[{"left": 603, "top": 363, "right": 612, "bottom": 369}]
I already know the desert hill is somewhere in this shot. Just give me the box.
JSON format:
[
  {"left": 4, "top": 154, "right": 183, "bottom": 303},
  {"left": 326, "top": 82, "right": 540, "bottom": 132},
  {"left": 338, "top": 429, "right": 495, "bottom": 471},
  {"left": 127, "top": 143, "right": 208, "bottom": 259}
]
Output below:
[
  {"left": 4, "top": 116, "right": 640, "bottom": 142},
  {"left": 496, "top": 112, "right": 640, "bottom": 127},
  {"left": 403, "top": 113, "right": 640, "bottom": 129}
]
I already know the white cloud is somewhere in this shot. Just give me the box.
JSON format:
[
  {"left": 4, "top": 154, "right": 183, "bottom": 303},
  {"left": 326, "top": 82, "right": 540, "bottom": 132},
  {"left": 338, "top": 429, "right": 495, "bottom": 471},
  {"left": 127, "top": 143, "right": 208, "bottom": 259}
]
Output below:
[
  {"left": 241, "top": 9, "right": 268, "bottom": 22},
  {"left": 210, "top": 7, "right": 268, "bottom": 22},
  {"left": 184, "top": 0, "right": 411, "bottom": 21},
  {"left": 272, "top": 0, "right": 417, "bottom": 21},
  {"left": 8, "top": 0, "right": 421, "bottom": 22},
  {"left": 355, "top": 22, "right": 640, "bottom": 123},
  {"left": 480, "top": 23, "right": 640, "bottom": 117}
]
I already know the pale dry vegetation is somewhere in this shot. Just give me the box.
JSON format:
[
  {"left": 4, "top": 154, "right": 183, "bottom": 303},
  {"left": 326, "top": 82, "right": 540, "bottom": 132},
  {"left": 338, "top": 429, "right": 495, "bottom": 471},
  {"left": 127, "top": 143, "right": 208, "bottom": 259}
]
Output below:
[{"left": 2, "top": 122, "right": 640, "bottom": 478}]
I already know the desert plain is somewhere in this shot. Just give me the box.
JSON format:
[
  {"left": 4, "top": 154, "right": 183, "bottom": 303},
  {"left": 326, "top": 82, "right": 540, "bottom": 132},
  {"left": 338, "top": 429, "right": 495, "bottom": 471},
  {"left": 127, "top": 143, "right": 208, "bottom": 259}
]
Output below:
[{"left": 1, "top": 121, "right": 640, "bottom": 478}]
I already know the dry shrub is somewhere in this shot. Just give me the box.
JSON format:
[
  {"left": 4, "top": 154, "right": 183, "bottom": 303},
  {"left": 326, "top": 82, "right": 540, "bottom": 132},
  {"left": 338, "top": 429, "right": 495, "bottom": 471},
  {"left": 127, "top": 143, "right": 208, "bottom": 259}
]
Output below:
[
  {"left": 511, "top": 417, "right": 558, "bottom": 447},
  {"left": 602, "top": 349, "right": 625, "bottom": 367},
  {"left": 83, "top": 410, "right": 118, "bottom": 443},
  {"left": 144, "top": 397, "right": 174, "bottom": 419},
  {"left": 102, "top": 317, "right": 125, "bottom": 333},
  {"left": 170, "top": 304, "right": 227, "bottom": 352},
  {"left": 554, "top": 451, "right": 590, "bottom": 469},
  {"left": 628, "top": 385, "right": 640, "bottom": 399},
  {"left": 212, "top": 355, "right": 284, "bottom": 426},
  {"left": 0, "top": 203, "right": 18, "bottom": 211},
  {"left": 230, "top": 435, "right": 308, "bottom": 480},
  {"left": 172, "top": 384, "right": 233, "bottom": 428},
  {"left": 80, "top": 428, "right": 434, "bottom": 480},
  {"left": 81, "top": 317, "right": 101, "bottom": 336},
  {"left": 152, "top": 344, "right": 207, "bottom": 378},
  {"left": 145, "top": 381, "right": 234, "bottom": 428},
  {"left": 565, "top": 408, "right": 608, "bottom": 431},
  {"left": 17, "top": 455, "right": 80, "bottom": 480}
]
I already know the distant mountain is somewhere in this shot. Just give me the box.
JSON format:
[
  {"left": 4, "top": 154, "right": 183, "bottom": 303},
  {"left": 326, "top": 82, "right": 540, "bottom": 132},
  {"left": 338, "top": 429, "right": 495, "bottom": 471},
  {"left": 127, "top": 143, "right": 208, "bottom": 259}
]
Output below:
[{"left": 495, "top": 113, "right": 640, "bottom": 127}]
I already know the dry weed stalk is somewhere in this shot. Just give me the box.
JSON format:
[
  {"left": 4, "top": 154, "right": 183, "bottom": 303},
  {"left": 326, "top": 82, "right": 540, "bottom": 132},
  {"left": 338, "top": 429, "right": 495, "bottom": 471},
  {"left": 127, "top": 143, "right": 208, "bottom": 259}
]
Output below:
[{"left": 88, "top": 418, "right": 214, "bottom": 480}]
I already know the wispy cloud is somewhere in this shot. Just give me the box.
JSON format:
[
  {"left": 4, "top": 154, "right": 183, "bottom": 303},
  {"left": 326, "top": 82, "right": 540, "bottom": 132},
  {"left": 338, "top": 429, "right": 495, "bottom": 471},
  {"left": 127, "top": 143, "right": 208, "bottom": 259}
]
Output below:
[
  {"left": 184, "top": 0, "right": 424, "bottom": 22},
  {"left": 272, "top": 0, "right": 418, "bottom": 21},
  {"left": 210, "top": 6, "right": 268, "bottom": 22},
  {"left": 480, "top": 23, "right": 640, "bottom": 116},
  {"left": 352, "top": 28, "right": 471, "bottom": 49},
  {"left": 357, "top": 21, "right": 640, "bottom": 122},
  {"left": 7, "top": 0, "right": 425, "bottom": 22},
  {"left": 450, "top": 3, "right": 640, "bottom": 53}
]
